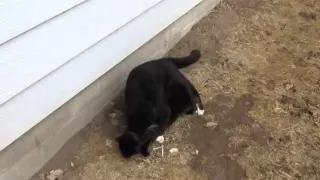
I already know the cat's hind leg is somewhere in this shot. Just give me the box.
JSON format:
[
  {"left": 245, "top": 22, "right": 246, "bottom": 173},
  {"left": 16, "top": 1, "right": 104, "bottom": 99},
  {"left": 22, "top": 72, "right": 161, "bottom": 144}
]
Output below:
[
  {"left": 170, "top": 73, "right": 204, "bottom": 116},
  {"left": 185, "top": 102, "right": 204, "bottom": 116},
  {"left": 189, "top": 83, "right": 204, "bottom": 116},
  {"left": 195, "top": 103, "right": 204, "bottom": 116}
]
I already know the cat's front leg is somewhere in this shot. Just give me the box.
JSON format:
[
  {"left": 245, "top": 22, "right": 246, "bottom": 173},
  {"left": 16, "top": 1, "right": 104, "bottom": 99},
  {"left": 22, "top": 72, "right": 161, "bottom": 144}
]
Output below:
[
  {"left": 140, "top": 140, "right": 152, "bottom": 157},
  {"left": 154, "top": 105, "right": 171, "bottom": 144},
  {"left": 140, "top": 148, "right": 150, "bottom": 157}
]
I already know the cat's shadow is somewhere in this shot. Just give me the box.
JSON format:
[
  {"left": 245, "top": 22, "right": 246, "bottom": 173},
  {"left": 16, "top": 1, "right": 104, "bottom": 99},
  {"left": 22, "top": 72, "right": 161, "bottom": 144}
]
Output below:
[{"left": 100, "top": 93, "right": 127, "bottom": 139}]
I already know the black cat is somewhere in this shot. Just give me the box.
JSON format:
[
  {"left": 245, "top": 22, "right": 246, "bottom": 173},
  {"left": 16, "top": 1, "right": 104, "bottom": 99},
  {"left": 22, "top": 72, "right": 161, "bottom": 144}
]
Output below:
[{"left": 116, "top": 50, "right": 204, "bottom": 158}]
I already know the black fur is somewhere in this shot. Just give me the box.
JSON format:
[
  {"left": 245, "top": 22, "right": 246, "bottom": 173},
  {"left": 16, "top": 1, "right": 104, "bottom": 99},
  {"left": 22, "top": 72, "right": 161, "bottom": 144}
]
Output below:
[{"left": 116, "top": 50, "right": 203, "bottom": 158}]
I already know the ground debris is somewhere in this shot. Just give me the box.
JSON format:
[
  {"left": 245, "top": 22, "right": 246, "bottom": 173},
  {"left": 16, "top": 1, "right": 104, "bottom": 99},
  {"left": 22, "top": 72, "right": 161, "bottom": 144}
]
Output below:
[
  {"left": 108, "top": 112, "right": 116, "bottom": 119},
  {"left": 309, "top": 150, "right": 320, "bottom": 159},
  {"left": 46, "top": 169, "right": 63, "bottom": 180},
  {"left": 205, "top": 121, "right": 218, "bottom": 128},
  {"left": 169, "top": 148, "right": 179, "bottom": 154},
  {"left": 191, "top": 150, "right": 199, "bottom": 156},
  {"left": 105, "top": 138, "right": 113, "bottom": 147}
]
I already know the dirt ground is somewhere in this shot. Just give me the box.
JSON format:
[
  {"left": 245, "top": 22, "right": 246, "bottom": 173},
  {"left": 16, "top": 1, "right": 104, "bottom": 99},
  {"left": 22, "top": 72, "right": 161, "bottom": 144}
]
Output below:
[{"left": 32, "top": 0, "right": 320, "bottom": 179}]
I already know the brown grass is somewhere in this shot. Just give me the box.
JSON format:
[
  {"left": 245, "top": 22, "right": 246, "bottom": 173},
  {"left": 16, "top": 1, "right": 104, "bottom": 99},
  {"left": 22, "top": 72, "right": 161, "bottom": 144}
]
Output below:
[
  {"left": 172, "top": 0, "right": 320, "bottom": 179},
  {"left": 219, "top": 0, "right": 320, "bottom": 179}
]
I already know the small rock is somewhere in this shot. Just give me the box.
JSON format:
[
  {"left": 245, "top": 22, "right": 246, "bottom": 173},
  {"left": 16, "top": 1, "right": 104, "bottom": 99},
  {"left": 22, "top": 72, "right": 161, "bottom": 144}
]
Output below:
[
  {"left": 39, "top": 173, "right": 45, "bottom": 180},
  {"left": 110, "top": 118, "right": 119, "bottom": 126},
  {"left": 290, "top": 151, "right": 296, "bottom": 155},
  {"left": 109, "top": 112, "right": 116, "bottom": 119},
  {"left": 99, "top": 155, "right": 106, "bottom": 160},
  {"left": 47, "top": 169, "right": 63, "bottom": 180},
  {"left": 105, "top": 138, "right": 113, "bottom": 147},
  {"left": 142, "top": 158, "right": 151, "bottom": 163},
  {"left": 285, "top": 83, "right": 294, "bottom": 90},
  {"left": 192, "top": 150, "right": 199, "bottom": 155},
  {"left": 205, "top": 121, "right": 218, "bottom": 127},
  {"left": 309, "top": 150, "right": 320, "bottom": 159},
  {"left": 169, "top": 148, "right": 179, "bottom": 154},
  {"left": 70, "top": 161, "right": 74, "bottom": 167}
]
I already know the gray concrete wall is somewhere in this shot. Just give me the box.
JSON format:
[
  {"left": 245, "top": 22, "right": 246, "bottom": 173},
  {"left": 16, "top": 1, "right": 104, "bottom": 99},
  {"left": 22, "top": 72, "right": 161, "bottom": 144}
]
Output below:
[{"left": 0, "top": 0, "right": 221, "bottom": 179}]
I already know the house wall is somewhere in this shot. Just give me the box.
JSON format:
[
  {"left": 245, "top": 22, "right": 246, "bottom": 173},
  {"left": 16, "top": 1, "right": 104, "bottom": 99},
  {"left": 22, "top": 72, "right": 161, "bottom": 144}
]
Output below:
[
  {"left": 0, "top": 0, "right": 204, "bottom": 151},
  {"left": 0, "top": 0, "right": 221, "bottom": 179}
]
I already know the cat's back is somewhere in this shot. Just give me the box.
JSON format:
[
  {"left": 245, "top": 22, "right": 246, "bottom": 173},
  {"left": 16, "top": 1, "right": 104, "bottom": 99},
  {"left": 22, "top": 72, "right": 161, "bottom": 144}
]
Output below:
[{"left": 127, "top": 59, "right": 173, "bottom": 82}]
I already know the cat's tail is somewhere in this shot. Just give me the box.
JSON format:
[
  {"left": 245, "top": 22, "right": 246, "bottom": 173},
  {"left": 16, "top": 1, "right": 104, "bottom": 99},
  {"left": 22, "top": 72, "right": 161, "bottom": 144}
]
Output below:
[{"left": 170, "top": 50, "right": 201, "bottom": 68}]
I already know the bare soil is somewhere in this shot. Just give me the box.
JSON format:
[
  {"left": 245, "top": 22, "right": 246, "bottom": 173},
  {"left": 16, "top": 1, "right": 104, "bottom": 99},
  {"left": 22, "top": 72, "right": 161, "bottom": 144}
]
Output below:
[{"left": 32, "top": 0, "right": 320, "bottom": 179}]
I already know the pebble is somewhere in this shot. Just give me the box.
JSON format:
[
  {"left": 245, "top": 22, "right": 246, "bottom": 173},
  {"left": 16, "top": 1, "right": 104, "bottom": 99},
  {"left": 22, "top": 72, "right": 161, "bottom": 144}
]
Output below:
[
  {"left": 169, "top": 148, "right": 179, "bottom": 153},
  {"left": 192, "top": 150, "right": 199, "bottom": 155},
  {"left": 205, "top": 121, "right": 218, "bottom": 127},
  {"left": 109, "top": 112, "right": 116, "bottom": 119},
  {"left": 110, "top": 118, "right": 119, "bottom": 126},
  {"left": 99, "top": 155, "right": 106, "bottom": 160},
  {"left": 309, "top": 150, "right": 320, "bottom": 159},
  {"left": 105, "top": 138, "right": 113, "bottom": 147},
  {"left": 47, "top": 169, "right": 63, "bottom": 180}
]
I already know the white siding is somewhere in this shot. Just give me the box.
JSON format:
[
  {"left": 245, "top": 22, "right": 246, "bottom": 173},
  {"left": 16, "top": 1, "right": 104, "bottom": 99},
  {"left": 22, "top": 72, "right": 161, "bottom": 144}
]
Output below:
[
  {"left": 0, "top": 0, "right": 203, "bottom": 151},
  {"left": 0, "top": 0, "right": 162, "bottom": 105},
  {"left": 0, "top": 0, "right": 87, "bottom": 44}
]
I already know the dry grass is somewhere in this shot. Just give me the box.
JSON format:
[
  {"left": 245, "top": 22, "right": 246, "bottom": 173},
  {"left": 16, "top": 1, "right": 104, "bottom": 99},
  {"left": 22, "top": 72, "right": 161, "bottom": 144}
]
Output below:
[
  {"left": 171, "top": 0, "right": 320, "bottom": 179},
  {"left": 219, "top": 0, "right": 320, "bottom": 179}
]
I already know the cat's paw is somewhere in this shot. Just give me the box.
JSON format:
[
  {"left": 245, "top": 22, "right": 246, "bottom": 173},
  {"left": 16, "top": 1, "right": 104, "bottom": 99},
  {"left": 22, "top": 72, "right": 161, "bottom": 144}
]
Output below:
[
  {"left": 195, "top": 104, "right": 204, "bottom": 116},
  {"left": 196, "top": 109, "right": 204, "bottom": 116},
  {"left": 156, "top": 135, "right": 165, "bottom": 144}
]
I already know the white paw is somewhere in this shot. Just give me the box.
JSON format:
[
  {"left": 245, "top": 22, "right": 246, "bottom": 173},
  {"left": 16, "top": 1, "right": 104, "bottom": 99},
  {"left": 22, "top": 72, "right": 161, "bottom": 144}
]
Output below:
[
  {"left": 195, "top": 104, "right": 204, "bottom": 116},
  {"left": 196, "top": 109, "right": 204, "bottom": 116},
  {"left": 196, "top": 104, "right": 204, "bottom": 116},
  {"left": 156, "top": 135, "right": 164, "bottom": 144}
]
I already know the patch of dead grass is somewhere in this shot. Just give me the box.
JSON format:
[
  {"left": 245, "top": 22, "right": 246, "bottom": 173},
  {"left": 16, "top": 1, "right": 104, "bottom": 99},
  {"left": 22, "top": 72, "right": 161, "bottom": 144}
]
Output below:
[{"left": 219, "top": 0, "right": 320, "bottom": 179}]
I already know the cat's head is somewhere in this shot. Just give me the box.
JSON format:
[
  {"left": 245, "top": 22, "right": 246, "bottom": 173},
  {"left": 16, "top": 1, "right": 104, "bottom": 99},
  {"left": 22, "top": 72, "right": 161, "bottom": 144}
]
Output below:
[{"left": 116, "top": 131, "right": 140, "bottom": 158}]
